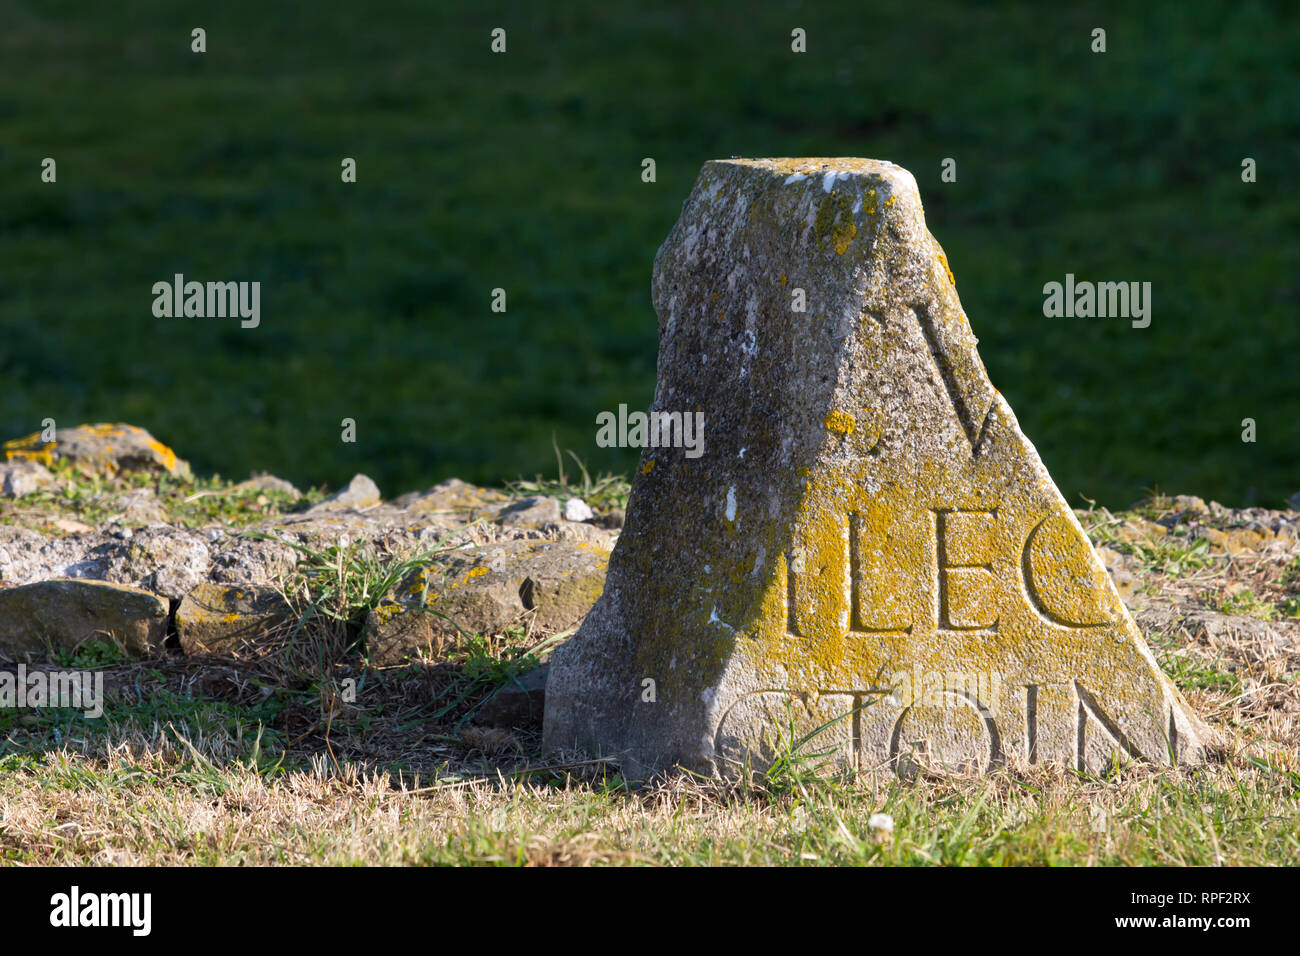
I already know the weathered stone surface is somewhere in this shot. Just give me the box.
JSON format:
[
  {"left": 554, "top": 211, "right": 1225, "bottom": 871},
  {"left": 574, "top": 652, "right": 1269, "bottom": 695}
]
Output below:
[
  {"left": 544, "top": 157, "right": 1212, "bottom": 778},
  {"left": 3, "top": 423, "right": 189, "bottom": 477},
  {"left": 390, "top": 478, "right": 508, "bottom": 516},
  {"left": 364, "top": 539, "right": 609, "bottom": 666},
  {"left": 308, "top": 474, "right": 381, "bottom": 512},
  {"left": 496, "top": 496, "right": 562, "bottom": 529},
  {"left": 0, "top": 579, "right": 169, "bottom": 661},
  {"left": 1, "top": 460, "right": 55, "bottom": 497},
  {"left": 175, "top": 582, "right": 294, "bottom": 656},
  {"left": 97, "top": 527, "right": 212, "bottom": 602}
]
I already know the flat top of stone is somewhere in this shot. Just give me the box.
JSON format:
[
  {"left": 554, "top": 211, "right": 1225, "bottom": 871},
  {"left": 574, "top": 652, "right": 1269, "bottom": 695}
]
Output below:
[{"left": 715, "top": 156, "right": 909, "bottom": 179}]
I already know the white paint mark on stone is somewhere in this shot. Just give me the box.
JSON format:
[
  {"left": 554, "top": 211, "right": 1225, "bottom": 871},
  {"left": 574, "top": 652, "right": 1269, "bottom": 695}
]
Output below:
[
  {"left": 784, "top": 173, "right": 807, "bottom": 185},
  {"left": 725, "top": 486, "right": 737, "bottom": 522},
  {"left": 822, "top": 171, "right": 837, "bottom": 192},
  {"left": 708, "top": 606, "right": 737, "bottom": 634}
]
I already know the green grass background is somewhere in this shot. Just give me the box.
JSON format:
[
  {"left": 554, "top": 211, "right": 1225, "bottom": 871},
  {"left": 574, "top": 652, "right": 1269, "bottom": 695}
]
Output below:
[{"left": 1, "top": 0, "right": 1296, "bottom": 508}]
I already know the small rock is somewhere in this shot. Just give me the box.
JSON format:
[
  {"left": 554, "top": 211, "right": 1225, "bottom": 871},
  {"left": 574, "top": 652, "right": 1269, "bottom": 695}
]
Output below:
[
  {"left": 1170, "top": 495, "right": 1209, "bottom": 517},
  {"left": 563, "top": 498, "right": 594, "bottom": 522},
  {"left": 308, "top": 474, "right": 381, "bottom": 512},
  {"left": 1198, "top": 526, "right": 1267, "bottom": 556},
  {"left": 497, "top": 496, "right": 562, "bottom": 529},
  {"left": 1109, "top": 567, "right": 1142, "bottom": 601},
  {"left": 231, "top": 473, "right": 302, "bottom": 500},
  {"left": 476, "top": 664, "right": 549, "bottom": 730},
  {"left": 107, "top": 489, "right": 168, "bottom": 525},
  {"left": 0, "top": 460, "right": 55, "bottom": 498},
  {"left": 175, "top": 582, "right": 294, "bottom": 657},
  {"left": 0, "top": 579, "right": 169, "bottom": 662},
  {"left": 390, "top": 478, "right": 508, "bottom": 515},
  {"left": 1115, "top": 517, "right": 1168, "bottom": 544}
]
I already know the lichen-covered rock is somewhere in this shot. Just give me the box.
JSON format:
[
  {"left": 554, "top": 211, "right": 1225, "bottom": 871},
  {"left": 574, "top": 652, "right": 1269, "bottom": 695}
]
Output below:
[
  {"left": 544, "top": 157, "right": 1213, "bottom": 779},
  {"left": 175, "top": 582, "right": 293, "bottom": 656},
  {"left": 1, "top": 460, "right": 55, "bottom": 498},
  {"left": 390, "top": 478, "right": 508, "bottom": 517},
  {"left": 0, "top": 579, "right": 169, "bottom": 661},
  {"left": 3, "top": 423, "right": 189, "bottom": 477},
  {"left": 1197, "top": 526, "right": 1270, "bottom": 556},
  {"left": 364, "top": 539, "right": 609, "bottom": 666}
]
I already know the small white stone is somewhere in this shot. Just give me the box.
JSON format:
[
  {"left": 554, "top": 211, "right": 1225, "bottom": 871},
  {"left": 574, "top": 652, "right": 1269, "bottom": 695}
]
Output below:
[{"left": 563, "top": 498, "right": 594, "bottom": 522}]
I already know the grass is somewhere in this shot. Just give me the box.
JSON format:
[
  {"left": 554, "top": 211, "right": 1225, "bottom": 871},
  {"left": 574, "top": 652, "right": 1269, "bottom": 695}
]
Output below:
[
  {"left": 1, "top": 705, "right": 1297, "bottom": 865},
  {"left": 0, "top": 459, "right": 325, "bottom": 531},
  {"left": 1, "top": 0, "right": 1297, "bottom": 509},
  {"left": 506, "top": 437, "right": 632, "bottom": 511}
]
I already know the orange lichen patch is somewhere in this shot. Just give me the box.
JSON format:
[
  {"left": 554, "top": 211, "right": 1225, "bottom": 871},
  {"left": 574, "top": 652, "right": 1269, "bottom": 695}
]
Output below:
[
  {"left": 823, "top": 410, "right": 855, "bottom": 436},
  {"left": 2, "top": 433, "right": 56, "bottom": 467},
  {"left": 641, "top": 458, "right": 655, "bottom": 476},
  {"left": 936, "top": 252, "right": 956, "bottom": 289},
  {"left": 463, "top": 566, "right": 489, "bottom": 585},
  {"left": 144, "top": 437, "right": 179, "bottom": 473}
]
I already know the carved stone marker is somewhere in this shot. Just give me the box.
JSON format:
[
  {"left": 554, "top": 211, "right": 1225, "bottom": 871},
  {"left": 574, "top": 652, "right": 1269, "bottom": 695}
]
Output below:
[{"left": 544, "top": 158, "right": 1212, "bottom": 779}]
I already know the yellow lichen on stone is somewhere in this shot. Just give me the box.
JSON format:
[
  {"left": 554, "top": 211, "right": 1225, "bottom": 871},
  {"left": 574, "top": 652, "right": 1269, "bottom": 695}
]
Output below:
[
  {"left": 823, "top": 410, "right": 855, "bottom": 435},
  {"left": 937, "top": 252, "right": 956, "bottom": 289},
  {"left": 2, "top": 436, "right": 56, "bottom": 467},
  {"left": 144, "top": 438, "right": 179, "bottom": 473}
]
